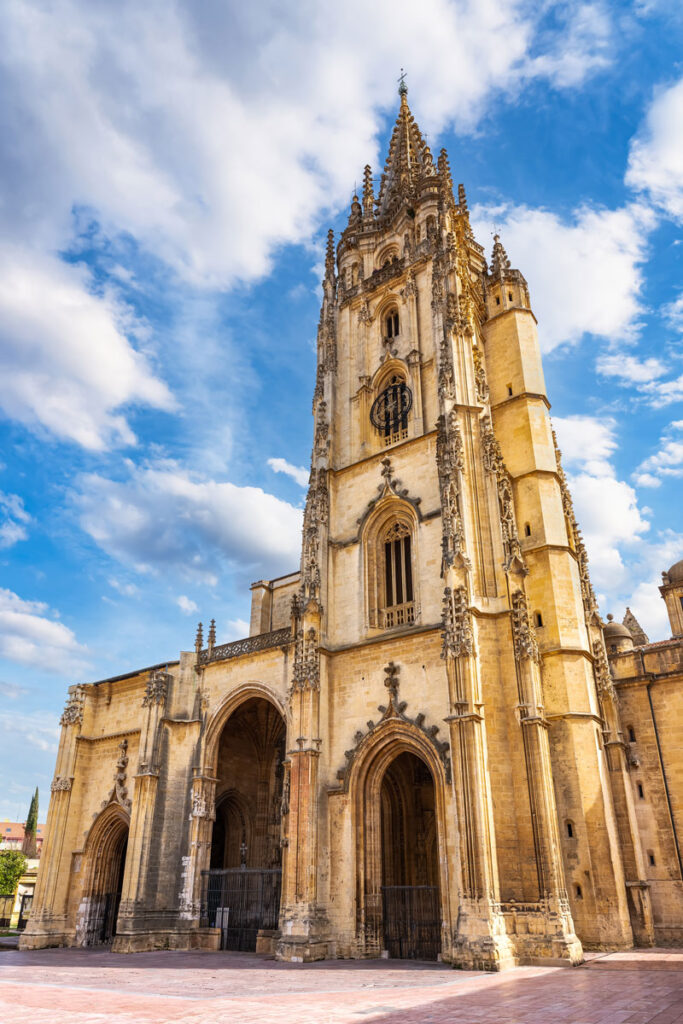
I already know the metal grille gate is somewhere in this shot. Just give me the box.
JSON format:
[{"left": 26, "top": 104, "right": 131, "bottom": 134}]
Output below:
[
  {"left": 202, "top": 868, "right": 281, "bottom": 951},
  {"left": 381, "top": 885, "right": 440, "bottom": 961}
]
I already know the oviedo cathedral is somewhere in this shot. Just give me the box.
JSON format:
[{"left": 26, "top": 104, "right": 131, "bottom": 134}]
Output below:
[{"left": 24, "top": 87, "right": 683, "bottom": 968}]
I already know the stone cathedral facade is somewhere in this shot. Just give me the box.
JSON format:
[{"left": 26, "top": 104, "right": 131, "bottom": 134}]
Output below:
[{"left": 23, "top": 88, "right": 683, "bottom": 968}]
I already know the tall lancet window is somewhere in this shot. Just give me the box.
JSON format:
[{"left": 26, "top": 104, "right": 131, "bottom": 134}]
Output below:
[
  {"left": 385, "top": 308, "right": 399, "bottom": 338},
  {"left": 382, "top": 522, "right": 414, "bottom": 628}
]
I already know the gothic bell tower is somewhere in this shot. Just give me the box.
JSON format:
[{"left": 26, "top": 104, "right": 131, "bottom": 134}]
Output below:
[{"left": 278, "top": 82, "right": 649, "bottom": 966}]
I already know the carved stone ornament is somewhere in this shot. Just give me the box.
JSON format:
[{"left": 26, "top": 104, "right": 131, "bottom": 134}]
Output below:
[
  {"left": 510, "top": 590, "right": 540, "bottom": 663},
  {"left": 357, "top": 456, "right": 422, "bottom": 528},
  {"left": 473, "top": 347, "right": 489, "bottom": 403},
  {"left": 60, "top": 686, "right": 86, "bottom": 728},
  {"left": 292, "top": 625, "right": 320, "bottom": 692},
  {"left": 592, "top": 639, "right": 618, "bottom": 704},
  {"left": 336, "top": 662, "right": 451, "bottom": 786},
  {"left": 50, "top": 776, "right": 72, "bottom": 792},
  {"left": 190, "top": 789, "right": 215, "bottom": 820},
  {"left": 357, "top": 299, "right": 372, "bottom": 325},
  {"left": 480, "top": 415, "right": 526, "bottom": 573},
  {"left": 142, "top": 669, "right": 170, "bottom": 708},
  {"left": 401, "top": 270, "right": 416, "bottom": 301},
  {"left": 298, "top": 466, "right": 329, "bottom": 607},
  {"left": 436, "top": 412, "right": 468, "bottom": 570},
  {"left": 102, "top": 739, "right": 132, "bottom": 811},
  {"left": 441, "top": 586, "right": 475, "bottom": 659}
]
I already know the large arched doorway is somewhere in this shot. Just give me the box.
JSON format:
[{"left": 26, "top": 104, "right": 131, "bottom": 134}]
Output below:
[
  {"left": 379, "top": 751, "right": 441, "bottom": 960},
  {"left": 76, "top": 807, "right": 129, "bottom": 946},
  {"left": 205, "top": 697, "right": 285, "bottom": 950}
]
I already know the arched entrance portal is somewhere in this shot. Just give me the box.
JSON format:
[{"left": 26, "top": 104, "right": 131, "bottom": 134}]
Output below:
[
  {"left": 205, "top": 697, "right": 285, "bottom": 950},
  {"left": 76, "top": 807, "right": 129, "bottom": 946},
  {"left": 380, "top": 751, "right": 441, "bottom": 960}
]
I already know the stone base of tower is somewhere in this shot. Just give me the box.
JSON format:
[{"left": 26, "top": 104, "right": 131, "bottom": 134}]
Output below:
[{"left": 276, "top": 908, "right": 332, "bottom": 962}]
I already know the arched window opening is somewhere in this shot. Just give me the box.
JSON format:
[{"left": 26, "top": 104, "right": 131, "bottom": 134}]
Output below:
[
  {"left": 352, "top": 263, "right": 359, "bottom": 286},
  {"left": 370, "top": 375, "right": 412, "bottom": 447},
  {"left": 524, "top": 523, "right": 532, "bottom": 537},
  {"left": 575, "top": 884, "right": 583, "bottom": 900},
  {"left": 566, "top": 820, "right": 574, "bottom": 839},
  {"left": 535, "top": 611, "right": 544, "bottom": 628},
  {"left": 648, "top": 851, "right": 656, "bottom": 867},
  {"left": 628, "top": 726, "right": 636, "bottom": 743},
  {"left": 382, "top": 522, "right": 415, "bottom": 628},
  {"left": 385, "top": 308, "right": 400, "bottom": 339},
  {"left": 637, "top": 782, "right": 645, "bottom": 799}
]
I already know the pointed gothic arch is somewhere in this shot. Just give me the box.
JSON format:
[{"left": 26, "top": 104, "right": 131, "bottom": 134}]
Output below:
[
  {"left": 362, "top": 497, "right": 420, "bottom": 631},
  {"left": 75, "top": 802, "right": 130, "bottom": 946},
  {"left": 346, "top": 719, "right": 451, "bottom": 959}
]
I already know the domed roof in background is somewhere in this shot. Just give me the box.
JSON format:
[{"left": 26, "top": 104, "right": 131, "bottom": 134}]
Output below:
[
  {"left": 666, "top": 560, "right": 683, "bottom": 584},
  {"left": 603, "top": 614, "right": 632, "bottom": 639}
]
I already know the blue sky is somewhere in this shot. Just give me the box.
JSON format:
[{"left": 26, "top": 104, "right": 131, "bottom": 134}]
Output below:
[{"left": 1, "top": 0, "right": 682, "bottom": 821}]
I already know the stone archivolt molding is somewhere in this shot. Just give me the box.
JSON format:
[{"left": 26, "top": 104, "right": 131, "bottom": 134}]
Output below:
[{"left": 335, "top": 662, "right": 451, "bottom": 788}]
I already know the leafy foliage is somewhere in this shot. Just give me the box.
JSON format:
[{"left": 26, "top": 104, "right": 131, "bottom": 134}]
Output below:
[{"left": 0, "top": 851, "right": 27, "bottom": 895}]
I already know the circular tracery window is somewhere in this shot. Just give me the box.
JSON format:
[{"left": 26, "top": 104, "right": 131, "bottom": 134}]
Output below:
[{"left": 370, "top": 379, "right": 413, "bottom": 438}]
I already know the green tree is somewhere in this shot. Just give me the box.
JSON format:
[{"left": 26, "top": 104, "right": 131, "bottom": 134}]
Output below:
[
  {"left": 0, "top": 851, "right": 27, "bottom": 895},
  {"left": 21, "top": 788, "right": 38, "bottom": 858}
]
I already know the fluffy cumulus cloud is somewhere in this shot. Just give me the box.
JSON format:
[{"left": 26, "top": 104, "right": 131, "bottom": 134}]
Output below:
[
  {"left": 633, "top": 420, "right": 683, "bottom": 488},
  {"left": 552, "top": 415, "right": 681, "bottom": 638},
  {"left": 177, "top": 595, "right": 198, "bottom": 615},
  {"left": 472, "top": 203, "right": 653, "bottom": 352},
  {"left": 626, "top": 75, "right": 683, "bottom": 223},
  {"left": 0, "top": 588, "right": 88, "bottom": 674},
  {"left": 0, "top": 490, "right": 30, "bottom": 548},
  {"left": 0, "top": 247, "right": 174, "bottom": 450},
  {"left": 267, "top": 458, "right": 309, "bottom": 488},
  {"left": 73, "top": 460, "right": 303, "bottom": 585}
]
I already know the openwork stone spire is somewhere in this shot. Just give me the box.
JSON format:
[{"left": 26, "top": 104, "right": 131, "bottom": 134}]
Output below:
[
  {"left": 376, "top": 89, "right": 430, "bottom": 217},
  {"left": 490, "top": 233, "right": 511, "bottom": 278}
]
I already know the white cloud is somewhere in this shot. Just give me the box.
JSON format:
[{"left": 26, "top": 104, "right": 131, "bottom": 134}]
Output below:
[
  {"left": 0, "top": 246, "right": 174, "bottom": 450},
  {"left": 0, "top": 0, "right": 615, "bottom": 291},
  {"left": 108, "top": 578, "right": 139, "bottom": 597},
  {"left": 553, "top": 416, "right": 682, "bottom": 640},
  {"left": 0, "top": 708, "right": 60, "bottom": 754},
  {"left": 472, "top": 203, "right": 653, "bottom": 351},
  {"left": 177, "top": 595, "right": 198, "bottom": 616},
  {"left": 663, "top": 292, "right": 683, "bottom": 331},
  {"left": 0, "top": 588, "right": 88, "bottom": 674},
  {"left": 73, "top": 460, "right": 303, "bottom": 585},
  {"left": 596, "top": 353, "right": 666, "bottom": 385},
  {"left": 226, "top": 618, "right": 250, "bottom": 641},
  {"left": 267, "top": 458, "right": 309, "bottom": 488},
  {"left": 633, "top": 420, "right": 683, "bottom": 487},
  {"left": 0, "top": 490, "right": 30, "bottom": 549},
  {"left": 626, "top": 76, "right": 683, "bottom": 223},
  {"left": 0, "top": 680, "right": 28, "bottom": 700}
]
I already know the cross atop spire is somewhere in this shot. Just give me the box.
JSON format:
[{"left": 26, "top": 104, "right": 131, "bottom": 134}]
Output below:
[{"left": 398, "top": 68, "right": 408, "bottom": 98}]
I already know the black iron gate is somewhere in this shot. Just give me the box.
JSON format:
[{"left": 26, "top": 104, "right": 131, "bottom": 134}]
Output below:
[
  {"left": 202, "top": 868, "right": 281, "bottom": 951},
  {"left": 381, "top": 885, "right": 441, "bottom": 961}
]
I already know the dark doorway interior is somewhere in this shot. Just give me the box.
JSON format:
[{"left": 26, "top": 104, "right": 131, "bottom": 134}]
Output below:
[
  {"left": 380, "top": 751, "right": 441, "bottom": 960},
  {"left": 204, "top": 698, "right": 285, "bottom": 951}
]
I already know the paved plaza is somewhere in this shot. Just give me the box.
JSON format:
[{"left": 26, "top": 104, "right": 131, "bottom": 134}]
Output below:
[{"left": 1, "top": 948, "right": 683, "bottom": 1024}]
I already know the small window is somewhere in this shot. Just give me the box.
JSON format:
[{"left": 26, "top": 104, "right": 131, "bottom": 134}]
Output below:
[
  {"left": 575, "top": 884, "right": 583, "bottom": 899},
  {"left": 610, "top": 644, "right": 617, "bottom": 652},
  {"left": 507, "top": 384, "right": 513, "bottom": 396},
  {"left": 637, "top": 782, "right": 644, "bottom": 799},
  {"left": 495, "top": 296, "right": 501, "bottom": 306},
  {"left": 679, "top": 596, "right": 683, "bottom": 611},
  {"left": 648, "top": 852, "right": 656, "bottom": 867},
  {"left": 628, "top": 727, "right": 636, "bottom": 743},
  {"left": 535, "top": 612, "right": 543, "bottom": 628},
  {"left": 524, "top": 523, "right": 531, "bottom": 537},
  {"left": 566, "top": 821, "right": 574, "bottom": 839},
  {"left": 508, "top": 292, "right": 513, "bottom": 301},
  {"left": 385, "top": 309, "right": 400, "bottom": 339}
]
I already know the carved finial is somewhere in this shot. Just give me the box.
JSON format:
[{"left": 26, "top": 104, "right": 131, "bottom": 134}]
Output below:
[
  {"left": 363, "top": 164, "right": 375, "bottom": 219},
  {"left": 195, "top": 621, "right": 203, "bottom": 653},
  {"left": 438, "top": 148, "right": 453, "bottom": 192},
  {"left": 606, "top": 613, "right": 614, "bottom": 622},
  {"left": 207, "top": 618, "right": 216, "bottom": 651},
  {"left": 384, "top": 661, "right": 400, "bottom": 702},
  {"left": 490, "top": 233, "right": 511, "bottom": 277},
  {"left": 380, "top": 456, "right": 393, "bottom": 481},
  {"left": 325, "top": 228, "right": 335, "bottom": 279},
  {"left": 458, "top": 183, "right": 468, "bottom": 213}
]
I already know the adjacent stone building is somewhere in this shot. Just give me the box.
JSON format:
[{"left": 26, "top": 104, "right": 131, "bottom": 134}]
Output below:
[{"left": 22, "top": 87, "right": 683, "bottom": 967}]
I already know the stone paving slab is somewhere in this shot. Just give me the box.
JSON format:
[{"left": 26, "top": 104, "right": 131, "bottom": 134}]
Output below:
[{"left": 1, "top": 948, "right": 682, "bottom": 1024}]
